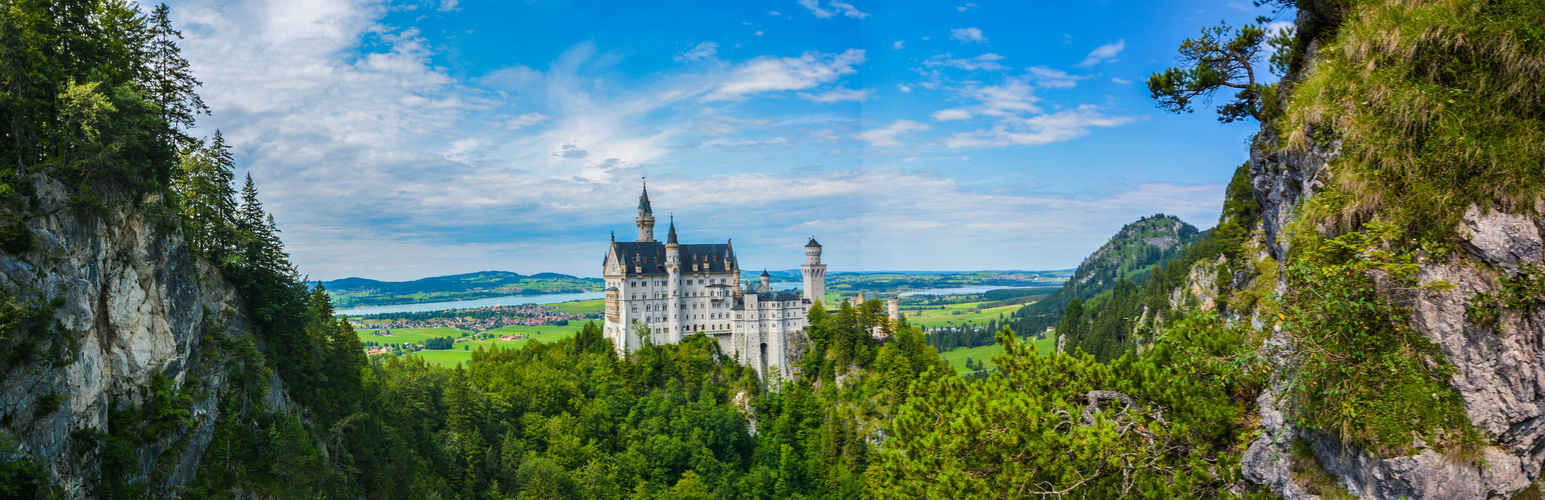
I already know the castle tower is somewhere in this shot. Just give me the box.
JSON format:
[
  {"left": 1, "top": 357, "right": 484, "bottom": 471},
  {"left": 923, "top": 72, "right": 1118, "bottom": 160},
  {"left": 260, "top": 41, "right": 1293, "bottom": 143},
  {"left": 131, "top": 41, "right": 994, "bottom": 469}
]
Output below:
[
  {"left": 759, "top": 269, "right": 771, "bottom": 293},
  {"left": 636, "top": 183, "right": 655, "bottom": 242},
  {"left": 665, "top": 217, "right": 681, "bottom": 342},
  {"left": 801, "top": 238, "right": 826, "bottom": 306},
  {"left": 888, "top": 296, "right": 901, "bottom": 322}
]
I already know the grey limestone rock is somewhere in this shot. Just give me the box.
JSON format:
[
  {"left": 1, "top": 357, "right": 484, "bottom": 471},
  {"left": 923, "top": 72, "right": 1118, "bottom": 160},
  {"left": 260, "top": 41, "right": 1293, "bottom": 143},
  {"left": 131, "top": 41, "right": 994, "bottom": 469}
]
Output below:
[{"left": 0, "top": 175, "right": 284, "bottom": 497}]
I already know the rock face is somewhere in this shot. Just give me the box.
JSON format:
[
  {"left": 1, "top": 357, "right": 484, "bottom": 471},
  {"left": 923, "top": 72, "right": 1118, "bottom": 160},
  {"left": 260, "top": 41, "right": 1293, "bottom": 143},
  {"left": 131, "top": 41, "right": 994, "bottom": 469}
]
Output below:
[
  {"left": 0, "top": 176, "right": 282, "bottom": 497},
  {"left": 1241, "top": 108, "right": 1545, "bottom": 500}
]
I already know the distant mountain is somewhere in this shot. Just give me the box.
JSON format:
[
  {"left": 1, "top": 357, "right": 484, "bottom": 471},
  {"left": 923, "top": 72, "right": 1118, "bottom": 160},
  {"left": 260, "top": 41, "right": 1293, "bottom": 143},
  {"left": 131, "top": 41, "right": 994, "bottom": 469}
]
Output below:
[
  {"left": 1008, "top": 214, "right": 1201, "bottom": 336},
  {"left": 320, "top": 271, "right": 603, "bottom": 308}
]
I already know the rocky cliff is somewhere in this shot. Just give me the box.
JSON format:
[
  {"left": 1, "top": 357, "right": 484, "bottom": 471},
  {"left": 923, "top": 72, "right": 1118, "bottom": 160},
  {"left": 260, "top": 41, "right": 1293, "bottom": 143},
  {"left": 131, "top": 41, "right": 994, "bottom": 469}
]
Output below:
[
  {"left": 0, "top": 175, "right": 287, "bottom": 497},
  {"left": 1233, "top": 2, "right": 1545, "bottom": 497}
]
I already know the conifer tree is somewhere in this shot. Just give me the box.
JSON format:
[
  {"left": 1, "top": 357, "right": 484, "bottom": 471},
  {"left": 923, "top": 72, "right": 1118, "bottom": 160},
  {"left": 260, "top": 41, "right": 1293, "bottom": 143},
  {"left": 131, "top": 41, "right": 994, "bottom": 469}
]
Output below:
[{"left": 145, "top": 3, "right": 207, "bottom": 141}]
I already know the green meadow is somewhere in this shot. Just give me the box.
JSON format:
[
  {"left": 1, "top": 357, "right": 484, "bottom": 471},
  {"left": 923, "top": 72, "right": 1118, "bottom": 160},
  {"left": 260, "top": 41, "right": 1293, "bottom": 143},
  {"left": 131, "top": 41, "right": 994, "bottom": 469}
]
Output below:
[
  {"left": 359, "top": 322, "right": 601, "bottom": 367},
  {"left": 904, "top": 302, "right": 1029, "bottom": 328},
  {"left": 355, "top": 327, "right": 468, "bottom": 346},
  {"left": 938, "top": 336, "right": 1057, "bottom": 374}
]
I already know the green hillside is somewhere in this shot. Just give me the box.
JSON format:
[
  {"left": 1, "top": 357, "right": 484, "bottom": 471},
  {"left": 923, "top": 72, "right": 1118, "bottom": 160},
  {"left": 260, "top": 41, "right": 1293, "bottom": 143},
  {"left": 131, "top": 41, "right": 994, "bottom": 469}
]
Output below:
[
  {"left": 1007, "top": 214, "right": 1201, "bottom": 339},
  {"left": 321, "top": 271, "right": 602, "bottom": 307}
]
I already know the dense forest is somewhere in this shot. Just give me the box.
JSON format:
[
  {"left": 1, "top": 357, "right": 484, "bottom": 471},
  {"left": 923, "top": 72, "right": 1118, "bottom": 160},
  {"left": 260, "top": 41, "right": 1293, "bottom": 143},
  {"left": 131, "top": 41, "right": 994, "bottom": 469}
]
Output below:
[{"left": 5, "top": 0, "right": 1545, "bottom": 497}]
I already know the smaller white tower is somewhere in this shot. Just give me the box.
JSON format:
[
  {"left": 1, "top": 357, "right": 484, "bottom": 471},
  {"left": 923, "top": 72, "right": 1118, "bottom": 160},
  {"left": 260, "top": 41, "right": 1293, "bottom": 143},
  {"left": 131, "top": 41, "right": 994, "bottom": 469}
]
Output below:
[
  {"left": 759, "top": 269, "right": 771, "bottom": 293},
  {"left": 888, "top": 296, "right": 900, "bottom": 321},
  {"left": 665, "top": 217, "right": 681, "bottom": 342},
  {"left": 800, "top": 238, "right": 826, "bottom": 305}
]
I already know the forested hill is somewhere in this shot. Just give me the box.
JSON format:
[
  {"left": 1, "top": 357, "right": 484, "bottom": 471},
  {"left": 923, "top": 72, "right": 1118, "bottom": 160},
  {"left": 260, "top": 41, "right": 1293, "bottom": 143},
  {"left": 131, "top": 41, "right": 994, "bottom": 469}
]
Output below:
[
  {"left": 1008, "top": 214, "right": 1200, "bottom": 338},
  {"left": 321, "top": 271, "right": 602, "bottom": 308}
]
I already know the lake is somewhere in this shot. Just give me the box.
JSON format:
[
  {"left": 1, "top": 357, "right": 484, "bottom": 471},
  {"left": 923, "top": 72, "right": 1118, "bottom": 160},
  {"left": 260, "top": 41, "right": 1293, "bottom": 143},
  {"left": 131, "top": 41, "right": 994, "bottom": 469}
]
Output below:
[
  {"left": 336, "top": 291, "right": 604, "bottom": 316},
  {"left": 899, "top": 286, "right": 1039, "bottom": 296},
  {"left": 333, "top": 282, "right": 803, "bottom": 316}
]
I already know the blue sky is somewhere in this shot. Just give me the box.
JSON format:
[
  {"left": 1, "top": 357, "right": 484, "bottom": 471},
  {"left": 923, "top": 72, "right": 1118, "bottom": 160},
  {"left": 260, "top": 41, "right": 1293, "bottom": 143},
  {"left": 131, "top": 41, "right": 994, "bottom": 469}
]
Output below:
[{"left": 165, "top": 0, "right": 1287, "bottom": 281}]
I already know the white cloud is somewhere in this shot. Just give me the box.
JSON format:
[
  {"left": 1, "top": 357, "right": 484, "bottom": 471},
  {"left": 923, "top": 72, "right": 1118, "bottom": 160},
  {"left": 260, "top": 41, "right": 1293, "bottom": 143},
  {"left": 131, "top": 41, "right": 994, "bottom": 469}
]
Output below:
[
  {"left": 438, "top": 0, "right": 458, "bottom": 11},
  {"left": 799, "top": 0, "right": 868, "bottom": 19},
  {"left": 967, "top": 77, "right": 1042, "bottom": 116},
  {"left": 897, "top": 84, "right": 912, "bottom": 92},
  {"left": 675, "top": 41, "right": 718, "bottom": 62},
  {"left": 943, "top": 105, "right": 1140, "bottom": 148},
  {"left": 504, "top": 112, "right": 550, "bottom": 129},
  {"left": 705, "top": 48, "right": 865, "bottom": 101},
  {"left": 856, "top": 119, "right": 929, "bottom": 147},
  {"left": 1024, "top": 66, "right": 1087, "bottom": 88},
  {"left": 923, "top": 52, "right": 1007, "bottom": 71},
  {"left": 768, "top": 10, "right": 782, "bottom": 16},
  {"left": 932, "top": 108, "right": 972, "bottom": 121},
  {"left": 1111, "top": 77, "right": 1132, "bottom": 84},
  {"left": 951, "top": 27, "right": 986, "bottom": 44},
  {"left": 755, "top": 30, "right": 764, "bottom": 36},
  {"left": 828, "top": 0, "right": 869, "bottom": 18},
  {"left": 956, "top": 3, "right": 978, "bottom": 11},
  {"left": 892, "top": 40, "right": 904, "bottom": 50},
  {"left": 798, "top": 87, "right": 873, "bottom": 103},
  {"left": 1076, "top": 39, "right": 1125, "bottom": 68}
]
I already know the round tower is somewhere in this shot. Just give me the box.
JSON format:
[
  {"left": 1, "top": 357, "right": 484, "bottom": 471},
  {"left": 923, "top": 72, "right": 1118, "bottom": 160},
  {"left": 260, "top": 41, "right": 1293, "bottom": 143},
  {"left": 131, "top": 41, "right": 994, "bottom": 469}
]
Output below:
[
  {"left": 636, "top": 183, "right": 655, "bottom": 242},
  {"left": 665, "top": 217, "right": 680, "bottom": 342},
  {"left": 800, "top": 237, "right": 826, "bottom": 305},
  {"left": 759, "top": 269, "right": 771, "bottom": 293}
]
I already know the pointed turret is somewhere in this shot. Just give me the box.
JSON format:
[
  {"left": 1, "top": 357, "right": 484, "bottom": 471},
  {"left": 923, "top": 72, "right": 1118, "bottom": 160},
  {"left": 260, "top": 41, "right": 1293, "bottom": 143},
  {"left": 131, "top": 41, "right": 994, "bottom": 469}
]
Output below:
[
  {"left": 759, "top": 269, "right": 771, "bottom": 293},
  {"left": 635, "top": 181, "right": 656, "bottom": 242},
  {"left": 666, "top": 216, "right": 678, "bottom": 245}
]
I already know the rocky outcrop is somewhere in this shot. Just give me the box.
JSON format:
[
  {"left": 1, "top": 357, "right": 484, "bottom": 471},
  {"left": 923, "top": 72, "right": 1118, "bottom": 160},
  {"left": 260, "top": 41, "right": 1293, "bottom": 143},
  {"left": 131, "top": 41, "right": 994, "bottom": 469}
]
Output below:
[
  {"left": 0, "top": 176, "right": 282, "bottom": 497},
  {"left": 1243, "top": 99, "right": 1545, "bottom": 500}
]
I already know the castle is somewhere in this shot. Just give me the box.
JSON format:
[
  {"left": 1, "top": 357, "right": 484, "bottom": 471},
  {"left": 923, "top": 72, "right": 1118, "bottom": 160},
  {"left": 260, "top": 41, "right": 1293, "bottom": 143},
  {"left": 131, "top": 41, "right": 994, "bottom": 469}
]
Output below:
[{"left": 601, "top": 185, "right": 826, "bottom": 380}]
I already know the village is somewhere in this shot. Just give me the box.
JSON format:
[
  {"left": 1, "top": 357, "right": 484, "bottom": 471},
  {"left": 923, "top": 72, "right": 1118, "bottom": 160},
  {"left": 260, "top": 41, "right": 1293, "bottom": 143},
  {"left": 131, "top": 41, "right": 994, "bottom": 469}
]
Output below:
[{"left": 351, "top": 302, "right": 604, "bottom": 357}]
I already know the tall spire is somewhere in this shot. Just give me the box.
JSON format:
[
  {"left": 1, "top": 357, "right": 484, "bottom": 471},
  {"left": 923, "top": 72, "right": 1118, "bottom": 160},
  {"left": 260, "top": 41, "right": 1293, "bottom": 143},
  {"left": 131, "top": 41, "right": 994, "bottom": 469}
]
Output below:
[
  {"left": 666, "top": 214, "right": 678, "bottom": 244},
  {"left": 638, "top": 178, "right": 652, "bottom": 213},
  {"left": 635, "top": 177, "right": 656, "bottom": 242}
]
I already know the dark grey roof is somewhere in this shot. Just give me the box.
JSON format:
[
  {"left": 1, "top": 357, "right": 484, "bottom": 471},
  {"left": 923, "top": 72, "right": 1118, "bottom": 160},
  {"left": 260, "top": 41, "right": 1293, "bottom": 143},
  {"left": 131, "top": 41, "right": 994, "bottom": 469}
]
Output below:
[
  {"left": 610, "top": 241, "right": 736, "bottom": 276},
  {"left": 639, "top": 186, "right": 651, "bottom": 212},
  {"left": 760, "top": 269, "right": 770, "bottom": 277},
  {"left": 759, "top": 291, "right": 802, "bottom": 301},
  {"left": 667, "top": 220, "right": 678, "bottom": 244},
  {"left": 806, "top": 237, "right": 821, "bottom": 248}
]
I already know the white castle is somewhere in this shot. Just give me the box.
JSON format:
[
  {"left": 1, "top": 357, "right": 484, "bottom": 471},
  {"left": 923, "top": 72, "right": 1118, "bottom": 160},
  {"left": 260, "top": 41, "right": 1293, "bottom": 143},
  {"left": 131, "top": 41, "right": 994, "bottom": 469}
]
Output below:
[{"left": 601, "top": 185, "right": 826, "bottom": 380}]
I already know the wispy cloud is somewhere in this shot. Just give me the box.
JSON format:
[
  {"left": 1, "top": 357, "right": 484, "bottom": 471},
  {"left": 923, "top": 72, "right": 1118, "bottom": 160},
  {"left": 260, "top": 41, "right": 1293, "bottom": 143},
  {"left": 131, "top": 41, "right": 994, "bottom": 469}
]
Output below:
[
  {"left": 705, "top": 49, "right": 866, "bottom": 101},
  {"left": 1076, "top": 39, "right": 1125, "bottom": 67},
  {"left": 1024, "top": 66, "right": 1087, "bottom": 88},
  {"left": 943, "top": 105, "right": 1140, "bottom": 148},
  {"left": 956, "top": 3, "right": 978, "bottom": 12},
  {"left": 675, "top": 41, "right": 718, "bottom": 62},
  {"left": 798, "top": 0, "right": 869, "bottom": 19},
  {"left": 950, "top": 27, "right": 987, "bottom": 43},
  {"left": 923, "top": 53, "right": 1008, "bottom": 71},
  {"left": 799, "top": 87, "right": 873, "bottom": 103},
  {"left": 504, "top": 112, "right": 550, "bottom": 129},
  {"left": 856, "top": 119, "right": 929, "bottom": 147},
  {"left": 931, "top": 108, "right": 972, "bottom": 121},
  {"left": 892, "top": 40, "right": 904, "bottom": 50}
]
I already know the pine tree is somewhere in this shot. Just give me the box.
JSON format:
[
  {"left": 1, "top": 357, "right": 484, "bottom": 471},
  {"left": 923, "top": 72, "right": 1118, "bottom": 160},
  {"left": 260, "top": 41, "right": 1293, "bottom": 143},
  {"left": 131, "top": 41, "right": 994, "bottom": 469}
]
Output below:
[{"left": 145, "top": 3, "right": 207, "bottom": 141}]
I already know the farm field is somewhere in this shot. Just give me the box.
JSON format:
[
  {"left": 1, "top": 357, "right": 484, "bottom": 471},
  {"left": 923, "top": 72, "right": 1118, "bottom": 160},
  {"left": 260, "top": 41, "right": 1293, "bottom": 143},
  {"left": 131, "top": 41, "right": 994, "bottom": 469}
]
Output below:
[
  {"left": 354, "top": 327, "right": 468, "bottom": 346},
  {"left": 938, "top": 336, "right": 1057, "bottom": 374},
  {"left": 905, "top": 301, "right": 1030, "bottom": 328},
  {"left": 551, "top": 299, "right": 603, "bottom": 315},
  {"left": 363, "top": 321, "right": 604, "bottom": 367}
]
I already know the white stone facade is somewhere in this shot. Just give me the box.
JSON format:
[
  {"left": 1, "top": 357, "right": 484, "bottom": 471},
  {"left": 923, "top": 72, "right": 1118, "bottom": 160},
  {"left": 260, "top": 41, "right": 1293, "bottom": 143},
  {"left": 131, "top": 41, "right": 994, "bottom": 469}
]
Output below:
[{"left": 602, "top": 187, "right": 824, "bottom": 381}]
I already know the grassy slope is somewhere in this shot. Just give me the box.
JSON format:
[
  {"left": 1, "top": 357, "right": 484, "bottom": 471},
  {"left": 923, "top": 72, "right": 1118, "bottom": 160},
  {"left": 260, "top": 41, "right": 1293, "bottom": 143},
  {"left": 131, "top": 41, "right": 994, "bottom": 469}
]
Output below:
[
  {"left": 939, "top": 337, "right": 1057, "bottom": 374},
  {"left": 905, "top": 302, "right": 1029, "bottom": 328}
]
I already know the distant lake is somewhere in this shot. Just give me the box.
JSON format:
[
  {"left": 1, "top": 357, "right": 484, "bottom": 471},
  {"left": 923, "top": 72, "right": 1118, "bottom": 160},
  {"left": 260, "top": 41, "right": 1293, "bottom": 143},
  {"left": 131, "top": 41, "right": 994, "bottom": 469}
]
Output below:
[
  {"left": 899, "top": 286, "right": 1038, "bottom": 296},
  {"left": 336, "top": 291, "right": 604, "bottom": 316},
  {"left": 334, "top": 282, "right": 803, "bottom": 316}
]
